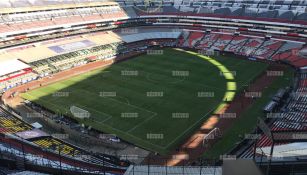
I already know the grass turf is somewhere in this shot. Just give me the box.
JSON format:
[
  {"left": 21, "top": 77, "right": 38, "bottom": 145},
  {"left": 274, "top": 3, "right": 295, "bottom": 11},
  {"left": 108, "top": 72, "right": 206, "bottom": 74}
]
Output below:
[
  {"left": 22, "top": 48, "right": 268, "bottom": 154},
  {"left": 203, "top": 67, "right": 294, "bottom": 158}
]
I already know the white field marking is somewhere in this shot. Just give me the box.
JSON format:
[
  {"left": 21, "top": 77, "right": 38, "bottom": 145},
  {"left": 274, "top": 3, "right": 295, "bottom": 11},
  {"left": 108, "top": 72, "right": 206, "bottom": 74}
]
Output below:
[
  {"left": 100, "top": 95, "right": 156, "bottom": 116},
  {"left": 73, "top": 103, "right": 113, "bottom": 123},
  {"left": 145, "top": 73, "right": 186, "bottom": 84},
  {"left": 116, "top": 96, "right": 130, "bottom": 105},
  {"left": 101, "top": 96, "right": 157, "bottom": 125},
  {"left": 49, "top": 94, "right": 165, "bottom": 149},
  {"left": 75, "top": 88, "right": 156, "bottom": 114},
  {"left": 25, "top": 49, "right": 237, "bottom": 151},
  {"left": 27, "top": 93, "right": 166, "bottom": 150},
  {"left": 163, "top": 106, "right": 217, "bottom": 149},
  {"left": 30, "top": 89, "right": 114, "bottom": 123},
  {"left": 24, "top": 93, "right": 70, "bottom": 114},
  {"left": 239, "top": 66, "right": 267, "bottom": 89},
  {"left": 162, "top": 50, "right": 236, "bottom": 149},
  {"left": 90, "top": 117, "right": 166, "bottom": 150},
  {"left": 110, "top": 50, "right": 235, "bottom": 150},
  {"left": 76, "top": 88, "right": 157, "bottom": 123},
  {"left": 146, "top": 74, "right": 224, "bottom": 91},
  {"left": 232, "top": 59, "right": 245, "bottom": 67},
  {"left": 126, "top": 112, "right": 157, "bottom": 133},
  {"left": 127, "top": 50, "right": 236, "bottom": 149}
]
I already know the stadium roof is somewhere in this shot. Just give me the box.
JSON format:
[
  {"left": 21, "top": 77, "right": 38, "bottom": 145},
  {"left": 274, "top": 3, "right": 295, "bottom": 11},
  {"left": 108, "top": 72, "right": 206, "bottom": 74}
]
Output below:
[{"left": 0, "top": 59, "right": 30, "bottom": 77}]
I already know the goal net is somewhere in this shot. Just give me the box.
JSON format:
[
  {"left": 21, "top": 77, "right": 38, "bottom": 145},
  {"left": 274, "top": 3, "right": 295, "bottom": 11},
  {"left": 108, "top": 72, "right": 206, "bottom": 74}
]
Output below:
[
  {"left": 70, "top": 106, "right": 90, "bottom": 119},
  {"left": 202, "top": 127, "right": 222, "bottom": 147}
]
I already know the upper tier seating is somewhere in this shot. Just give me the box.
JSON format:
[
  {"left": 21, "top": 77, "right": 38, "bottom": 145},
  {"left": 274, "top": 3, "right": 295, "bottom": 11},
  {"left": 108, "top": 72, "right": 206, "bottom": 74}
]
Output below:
[
  {"left": 0, "top": 6, "right": 128, "bottom": 34},
  {"left": 0, "top": 0, "right": 113, "bottom": 8},
  {"left": 178, "top": 31, "right": 307, "bottom": 68},
  {"left": 117, "top": 31, "right": 181, "bottom": 43},
  {"left": 118, "top": 0, "right": 307, "bottom": 24}
]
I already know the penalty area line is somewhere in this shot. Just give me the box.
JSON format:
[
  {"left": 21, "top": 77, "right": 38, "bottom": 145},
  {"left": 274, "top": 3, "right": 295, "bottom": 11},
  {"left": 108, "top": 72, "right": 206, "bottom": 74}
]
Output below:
[{"left": 126, "top": 112, "right": 157, "bottom": 133}]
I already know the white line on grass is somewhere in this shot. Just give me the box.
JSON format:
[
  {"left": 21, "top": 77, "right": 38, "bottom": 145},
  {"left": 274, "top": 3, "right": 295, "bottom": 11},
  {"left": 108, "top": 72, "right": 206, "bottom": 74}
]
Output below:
[
  {"left": 23, "top": 93, "right": 62, "bottom": 112},
  {"left": 163, "top": 106, "right": 217, "bottom": 149},
  {"left": 76, "top": 89, "right": 157, "bottom": 124},
  {"left": 100, "top": 96, "right": 157, "bottom": 124},
  {"left": 115, "top": 96, "right": 130, "bottom": 105},
  {"left": 90, "top": 118, "right": 166, "bottom": 150},
  {"left": 232, "top": 59, "right": 245, "bottom": 67},
  {"left": 24, "top": 49, "right": 237, "bottom": 153},
  {"left": 160, "top": 49, "right": 234, "bottom": 149},
  {"left": 239, "top": 66, "right": 268, "bottom": 89},
  {"left": 74, "top": 89, "right": 164, "bottom": 146},
  {"left": 126, "top": 112, "right": 157, "bottom": 133},
  {"left": 73, "top": 103, "right": 113, "bottom": 123},
  {"left": 101, "top": 95, "right": 157, "bottom": 116},
  {"left": 25, "top": 93, "right": 166, "bottom": 150},
  {"left": 145, "top": 73, "right": 186, "bottom": 84}
]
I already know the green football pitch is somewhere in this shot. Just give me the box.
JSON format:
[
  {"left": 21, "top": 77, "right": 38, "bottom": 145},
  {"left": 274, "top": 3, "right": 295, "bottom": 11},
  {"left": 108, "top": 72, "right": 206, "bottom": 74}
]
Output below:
[{"left": 22, "top": 48, "right": 268, "bottom": 154}]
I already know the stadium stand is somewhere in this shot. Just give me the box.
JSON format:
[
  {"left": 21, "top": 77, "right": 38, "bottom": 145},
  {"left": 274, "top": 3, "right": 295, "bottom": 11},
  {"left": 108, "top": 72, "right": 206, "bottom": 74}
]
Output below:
[
  {"left": 0, "top": 0, "right": 307, "bottom": 174},
  {"left": 196, "top": 33, "right": 220, "bottom": 49},
  {"left": 0, "top": 110, "right": 32, "bottom": 134},
  {"left": 32, "top": 137, "right": 81, "bottom": 157},
  {"left": 210, "top": 34, "right": 234, "bottom": 51},
  {"left": 118, "top": 0, "right": 307, "bottom": 24},
  {"left": 177, "top": 31, "right": 190, "bottom": 47},
  {"left": 29, "top": 41, "right": 121, "bottom": 76},
  {"left": 238, "top": 72, "right": 307, "bottom": 161},
  {"left": 118, "top": 31, "right": 181, "bottom": 43},
  {"left": 252, "top": 39, "right": 285, "bottom": 60},
  {"left": 272, "top": 43, "right": 307, "bottom": 67},
  {"left": 0, "top": 136, "right": 120, "bottom": 174},
  {"left": 0, "top": 59, "right": 38, "bottom": 93},
  {"left": 0, "top": 2, "right": 128, "bottom": 35},
  {"left": 177, "top": 30, "right": 307, "bottom": 68},
  {"left": 238, "top": 37, "right": 264, "bottom": 56},
  {"left": 224, "top": 35, "right": 249, "bottom": 53},
  {"left": 185, "top": 31, "right": 205, "bottom": 48},
  {"left": 0, "top": 106, "right": 128, "bottom": 174}
]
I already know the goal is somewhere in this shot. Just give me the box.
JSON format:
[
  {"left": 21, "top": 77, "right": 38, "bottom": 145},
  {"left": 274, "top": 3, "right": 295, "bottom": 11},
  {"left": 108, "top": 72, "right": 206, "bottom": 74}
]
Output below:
[
  {"left": 202, "top": 127, "right": 222, "bottom": 147},
  {"left": 70, "top": 105, "right": 90, "bottom": 119}
]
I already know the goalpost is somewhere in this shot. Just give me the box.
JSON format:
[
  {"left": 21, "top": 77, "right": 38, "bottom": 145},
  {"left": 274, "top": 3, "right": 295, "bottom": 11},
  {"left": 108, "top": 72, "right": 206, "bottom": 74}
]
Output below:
[
  {"left": 202, "top": 127, "right": 222, "bottom": 147},
  {"left": 70, "top": 106, "right": 90, "bottom": 119}
]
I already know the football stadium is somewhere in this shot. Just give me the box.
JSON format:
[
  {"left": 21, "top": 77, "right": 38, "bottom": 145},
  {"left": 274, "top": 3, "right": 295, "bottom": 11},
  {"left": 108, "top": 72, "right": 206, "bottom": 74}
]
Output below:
[{"left": 0, "top": 0, "right": 306, "bottom": 175}]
